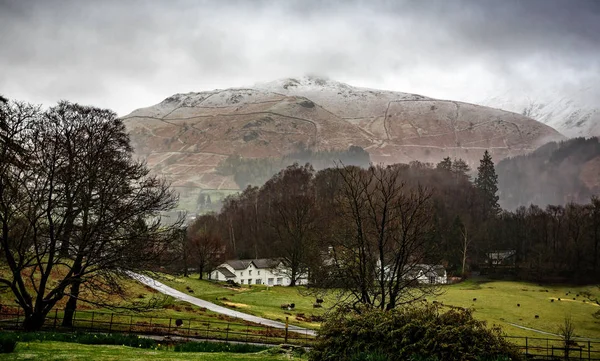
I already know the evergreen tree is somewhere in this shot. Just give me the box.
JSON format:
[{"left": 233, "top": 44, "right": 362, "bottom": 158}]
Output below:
[
  {"left": 436, "top": 156, "right": 452, "bottom": 171},
  {"left": 475, "top": 150, "right": 500, "bottom": 219}
]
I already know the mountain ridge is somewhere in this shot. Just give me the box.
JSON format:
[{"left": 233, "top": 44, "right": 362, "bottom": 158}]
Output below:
[{"left": 122, "top": 76, "right": 564, "bottom": 211}]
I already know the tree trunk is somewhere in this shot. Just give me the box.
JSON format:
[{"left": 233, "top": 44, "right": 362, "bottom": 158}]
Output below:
[
  {"left": 23, "top": 312, "right": 47, "bottom": 331},
  {"left": 62, "top": 280, "right": 81, "bottom": 327},
  {"left": 198, "top": 262, "right": 204, "bottom": 280}
]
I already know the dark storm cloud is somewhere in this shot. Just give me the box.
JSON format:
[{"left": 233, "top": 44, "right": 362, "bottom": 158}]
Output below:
[{"left": 0, "top": 0, "right": 598, "bottom": 115}]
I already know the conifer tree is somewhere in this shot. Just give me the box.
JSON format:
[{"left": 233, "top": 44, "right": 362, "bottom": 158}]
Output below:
[{"left": 475, "top": 150, "right": 500, "bottom": 218}]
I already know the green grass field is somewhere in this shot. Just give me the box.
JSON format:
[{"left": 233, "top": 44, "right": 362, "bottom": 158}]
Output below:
[
  {"left": 431, "top": 278, "right": 600, "bottom": 340},
  {"left": 0, "top": 341, "right": 305, "bottom": 361},
  {"left": 160, "top": 273, "right": 331, "bottom": 329},
  {"left": 160, "top": 274, "right": 600, "bottom": 340}
]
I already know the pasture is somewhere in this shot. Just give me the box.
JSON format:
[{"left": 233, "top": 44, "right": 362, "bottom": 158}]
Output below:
[
  {"left": 0, "top": 341, "right": 305, "bottom": 361},
  {"left": 160, "top": 274, "right": 600, "bottom": 339}
]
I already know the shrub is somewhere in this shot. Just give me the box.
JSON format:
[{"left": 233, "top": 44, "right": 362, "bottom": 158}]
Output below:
[
  {"left": 0, "top": 334, "right": 17, "bottom": 353},
  {"left": 309, "top": 304, "right": 523, "bottom": 361}
]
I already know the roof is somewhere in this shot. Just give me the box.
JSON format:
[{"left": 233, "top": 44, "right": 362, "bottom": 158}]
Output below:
[
  {"left": 216, "top": 267, "right": 236, "bottom": 278},
  {"left": 414, "top": 264, "right": 446, "bottom": 277},
  {"left": 487, "top": 250, "right": 516, "bottom": 260},
  {"left": 224, "top": 258, "right": 282, "bottom": 270}
]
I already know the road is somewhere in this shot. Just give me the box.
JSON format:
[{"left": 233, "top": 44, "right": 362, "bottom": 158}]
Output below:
[{"left": 129, "top": 273, "right": 317, "bottom": 337}]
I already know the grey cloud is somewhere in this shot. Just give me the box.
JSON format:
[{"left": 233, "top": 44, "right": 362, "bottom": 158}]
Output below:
[{"left": 0, "top": 0, "right": 598, "bottom": 115}]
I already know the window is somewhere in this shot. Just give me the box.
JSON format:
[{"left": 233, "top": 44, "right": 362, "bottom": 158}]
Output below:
[
  {"left": 255, "top": 279, "right": 261, "bottom": 285},
  {"left": 248, "top": 279, "right": 252, "bottom": 284},
  {"left": 249, "top": 270, "right": 252, "bottom": 276},
  {"left": 268, "top": 278, "right": 274, "bottom": 285},
  {"left": 276, "top": 277, "right": 283, "bottom": 285},
  {"left": 429, "top": 276, "right": 436, "bottom": 284},
  {"left": 257, "top": 270, "right": 260, "bottom": 275},
  {"left": 240, "top": 279, "right": 244, "bottom": 284},
  {"left": 240, "top": 272, "right": 243, "bottom": 276}
]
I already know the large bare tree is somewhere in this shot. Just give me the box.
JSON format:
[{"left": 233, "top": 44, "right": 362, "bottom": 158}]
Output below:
[
  {"left": 323, "top": 165, "right": 441, "bottom": 310},
  {"left": 0, "top": 100, "right": 180, "bottom": 330}
]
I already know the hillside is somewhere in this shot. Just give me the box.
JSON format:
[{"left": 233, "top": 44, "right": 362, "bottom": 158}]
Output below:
[
  {"left": 497, "top": 137, "right": 600, "bottom": 210},
  {"left": 122, "top": 76, "right": 563, "bottom": 211},
  {"left": 481, "top": 85, "right": 600, "bottom": 138}
]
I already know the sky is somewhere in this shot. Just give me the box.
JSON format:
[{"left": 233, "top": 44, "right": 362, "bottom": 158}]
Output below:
[{"left": 1, "top": 0, "right": 599, "bottom": 116}]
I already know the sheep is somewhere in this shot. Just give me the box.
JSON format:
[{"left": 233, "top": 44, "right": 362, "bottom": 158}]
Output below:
[
  {"left": 472, "top": 298, "right": 477, "bottom": 302},
  {"left": 558, "top": 298, "right": 561, "bottom": 301},
  {"left": 316, "top": 298, "right": 324, "bottom": 304},
  {"left": 535, "top": 315, "right": 539, "bottom": 319},
  {"left": 551, "top": 299, "right": 554, "bottom": 302},
  {"left": 290, "top": 303, "right": 295, "bottom": 309},
  {"left": 281, "top": 303, "right": 291, "bottom": 309},
  {"left": 517, "top": 304, "right": 520, "bottom": 307},
  {"left": 175, "top": 319, "right": 183, "bottom": 327}
]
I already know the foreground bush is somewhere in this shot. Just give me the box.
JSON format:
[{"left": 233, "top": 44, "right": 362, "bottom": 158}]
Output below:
[
  {"left": 0, "top": 334, "right": 17, "bottom": 353},
  {"left": 309, "top": 304, "right": 523, "bottom": 361}
]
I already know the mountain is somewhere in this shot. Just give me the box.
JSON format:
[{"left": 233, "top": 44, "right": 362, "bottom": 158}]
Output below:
[
  {"left": 480, "top": 86, "right": 600, "bottom": 138},
  {"left": 121, "top": 76, "right": 564, "bottom": 210},
  {"left": 497, "top": 137, "right": 600, "bottom": 210}
]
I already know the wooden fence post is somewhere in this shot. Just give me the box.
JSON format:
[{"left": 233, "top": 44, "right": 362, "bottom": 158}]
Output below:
[
  {"left": 226, "top": 322, "right": 230, "bottom": 342},
  {"left": 72, "top": 310, "right": 76, "bottom": 331},
  {"left": 53, "top": 309, "right": 58, "bottom": 329},
  {"left": 109, "top": 313, "right": 114, "bottom": 333},
  {"left": 588, "top": 340, "right": 591, "bottom": 360},
  {"left": 168, "top": 318, "right": 172, "bottom": 335},
  {"left": 91, "top": 312, "right": 95, "bottom": 331},
  {"left": 187, "top": 320, "right": 191, "bottom": 339},
  {"left": 285, "top": 317, "right": 289, "bottom": 344},
  {"left": 525, "top": 337, "right": 528, "bottom": 356}
]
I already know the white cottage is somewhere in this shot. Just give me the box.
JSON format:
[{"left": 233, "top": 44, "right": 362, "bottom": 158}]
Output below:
[{"left": 210, "top": 258, "right": 307, "bottom": 286}]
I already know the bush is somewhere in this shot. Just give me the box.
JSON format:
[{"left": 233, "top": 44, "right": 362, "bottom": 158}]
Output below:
[
  {"left": 174, "top": 341, "right": 268, "bottom": 353},
  {"left": 309, "top": 305, "right": 523, "bottom": 361},
  {"left": 0, "top": 334, "right": 17, "bottom": 353}
]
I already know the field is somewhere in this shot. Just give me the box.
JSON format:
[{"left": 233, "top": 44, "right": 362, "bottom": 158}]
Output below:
[
  {"left": 0, "top": 341, "right": 305, "bottom": 361},
  {"left": 432, "top": 278, "right": 600, "bottom": 340},
  {"left": 160, "top": 274, "right": 600, "bottom": 339},
  {"left": 160, "top": 273, "right": 331, "bottom": 329}
]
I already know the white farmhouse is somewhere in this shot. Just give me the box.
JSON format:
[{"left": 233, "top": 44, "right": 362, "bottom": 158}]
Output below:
[
  {"left": 210, "top": 258, "right": 308, "bottom": 286},
  {"left": 413, "top": 264, "right": 447, "bottom": 284}
]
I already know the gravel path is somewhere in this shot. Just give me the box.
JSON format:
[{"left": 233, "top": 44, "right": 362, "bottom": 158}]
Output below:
[{"left": 129, "top": 273, "right": 317, "bottom": 337}]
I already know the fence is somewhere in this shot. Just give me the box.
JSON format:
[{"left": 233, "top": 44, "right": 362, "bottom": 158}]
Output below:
[
  {"left": 3, "top": 308, "right": 600, "bottom": 359},
  {"left": 505, "top": 335, "right": 600, "bottom": 360},
  {"left": 0, "top": 308, "right": 315, "bottom": 346}
]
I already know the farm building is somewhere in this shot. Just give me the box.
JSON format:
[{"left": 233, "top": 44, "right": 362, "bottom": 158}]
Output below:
[{"left": 210, "top": 258, "right": 308, "bottom": 286}]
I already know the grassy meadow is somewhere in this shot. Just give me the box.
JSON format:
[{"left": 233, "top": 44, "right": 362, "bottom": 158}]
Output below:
[
  {"left": 0, "top": 341, "right": 305, "bottom": 361},
  {"left": 160, "top": 274, "right": 600, "bottom": 339}
]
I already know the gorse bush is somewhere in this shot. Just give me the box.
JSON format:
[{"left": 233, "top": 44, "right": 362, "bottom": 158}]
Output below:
[
  {"left": 309, "top": 304, "right": 523, "bottom": 361},
  {"left": 174, "top": 341, "right": 268, "bottom": 353}
]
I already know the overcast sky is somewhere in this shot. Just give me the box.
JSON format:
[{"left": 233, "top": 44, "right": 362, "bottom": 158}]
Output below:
[{"left": 1, "top": 0, "right": 599, "bottom": 116}]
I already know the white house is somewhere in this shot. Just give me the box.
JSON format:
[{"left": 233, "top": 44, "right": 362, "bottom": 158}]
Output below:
[
  {"left": 413, "top": 264, "right": 447, "bottom": 284},
  {"left": 210, "top": 258, "right": 308, "bottom": 286}
]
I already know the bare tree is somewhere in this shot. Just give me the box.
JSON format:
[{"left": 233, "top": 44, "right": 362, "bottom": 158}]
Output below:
[
  {"left": 187, "top": 214, "right": 226, "bottom": 280},
  {"left": 261, "top": 164, "right": 317, "bottom": 286},
  {"left": 0, "top": 100, "right": 180, "bottom": 330},
  {"left": 324, "top": 165, "right": 441, "bottom": 310}
]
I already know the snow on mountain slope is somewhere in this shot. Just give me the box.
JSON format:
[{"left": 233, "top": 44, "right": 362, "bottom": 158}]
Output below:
[{"left": 480, "top": 86, "right": 600, "bottom": 138}]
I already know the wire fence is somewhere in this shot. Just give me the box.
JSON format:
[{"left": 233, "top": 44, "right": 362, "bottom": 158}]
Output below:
[
  {"left": 0, "top": 308, "right": 315, "bottom": 346},
  {"left": 2, "top": 307, "right": 600, "bottom": 359}
]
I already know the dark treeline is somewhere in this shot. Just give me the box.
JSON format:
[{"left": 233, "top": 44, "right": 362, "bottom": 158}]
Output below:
[
  {"left": 190, "top": 151, "right": 600, "bottom": 285},
  {"left": 216, "top": 144, "right": 370, "bottom": 189}
]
